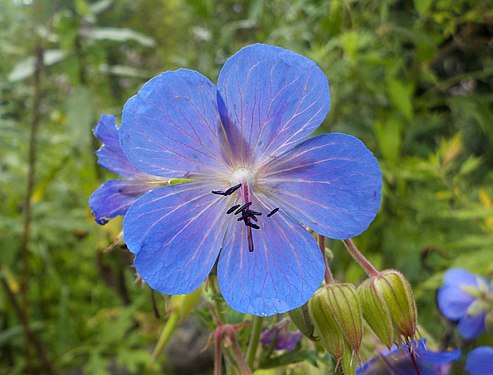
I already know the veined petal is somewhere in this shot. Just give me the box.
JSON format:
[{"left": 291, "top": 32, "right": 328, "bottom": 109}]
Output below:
[
  {"left": 458, "top": 312, "right": 486, "bottom": 340},
  {"left": 437, "top": 285, "right": 475, "bottom": 320},
  {"left": 124, "top": 183, "right": 228, "bottom": 294},
  {"left": 466, "top": 346, "right": 493, "bottom": 375},
  {"left": 89, "top": 179, "right": 155, "bottom": 225},
  {"left": 120, "top": 69, "right": 231, "bottom": 178},
  {"left": 260, "top": 133, "right": 381, "bottom": 239},
  {"left": 217, "top": 44, "right": 330, "bottom": 164},
  {"left": 217, "top": 204, "right": 324, "bottom": 316},
  {"left": 94, "top": 114, "right": 143, "bottom": 178}
]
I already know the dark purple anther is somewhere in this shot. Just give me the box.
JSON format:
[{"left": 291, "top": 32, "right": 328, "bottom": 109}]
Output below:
[
  {"left": 235, "top": 202, "right": 252, "bottom": 215},
  {"left": 227, "top": 204, "right": 241, "bottom": 214}
]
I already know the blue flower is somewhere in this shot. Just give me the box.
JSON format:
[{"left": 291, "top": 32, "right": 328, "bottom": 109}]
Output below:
[
  {"left": 260, "top": 319, "right": 302, "bottom": 351},
  {"left": 357, "top": 339, "right": 460, "bottom": 375},
  {"left": 465, "top": 346, "right": 493, "bottom": 375},
  {"left": 117, "top": 44, "right": 382, "bottom": 316},
  {"left": 437, "top": 268, "right": 492, "bottom": 340},
  {"left": 89, "top": 114, "right": 162, "bottom": 225}
]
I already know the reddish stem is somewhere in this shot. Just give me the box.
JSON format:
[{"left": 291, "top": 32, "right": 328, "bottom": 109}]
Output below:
[
  {"left": 318, "top": 235, "right": 334, "bottom": 284},
  {"left": 342, "top": 239, "right": 379, "bottom": 277}
]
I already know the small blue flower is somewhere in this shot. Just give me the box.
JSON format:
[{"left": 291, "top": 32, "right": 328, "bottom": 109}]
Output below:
[
  {"left": 465, "top": 346, "right": 493, "bottom": 375},
  {"left": 117, "top": 44, "right": 382, "bottom": 316},
  {"left": 357, "top": 339, "right": 460, "bottom": 375},
  {"left": 89, "top": 114, "right": 162, "bottom": 225},
  {"left": 437, "top": 268, "right": 492, "bottom": 340},
  {"left": 260, "top": 319, "right": 302, "bottom": 351}
]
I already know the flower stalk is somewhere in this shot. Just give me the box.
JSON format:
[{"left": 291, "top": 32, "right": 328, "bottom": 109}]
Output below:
[
  {"left": 343, "top": 239, "right": 379, "bottom": 277},
  {"left": 319, "top": 235, "right": 334, "bottom": 284},
  {"left": 246, "top": 316, "right": 263, "bottom": 368}
]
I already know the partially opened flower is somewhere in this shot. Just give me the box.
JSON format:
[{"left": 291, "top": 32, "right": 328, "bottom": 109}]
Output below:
[
  {"left": 437, "top": 268, "right": 492, "bottom": 340},
  {"left": 89, "top": 114, "right": 163, "bottom": 225},
  {"left": 119, "top": 44, "right": 382, "bottom": 316},
  {"left": 260, "top": 319, "right": 302, "bottom": 351},
  {"left": 465, "top": 346, "right": 493, "bottom": 375},
  {"left": 357, "top": 339, "right": 460, "bottom": 375}
]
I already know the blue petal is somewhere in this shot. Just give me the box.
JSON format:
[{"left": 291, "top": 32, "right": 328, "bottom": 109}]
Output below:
[
  {"left": 217, "top": 44, "right": 330, "bottom": 164},
  {"left": 89, "top": 179, "right": 155, "bottom": 225},
  {"left": 260, "top": 133, "right": 382, "bottom": 239},
  {"left": 217, "top": 200, "right": 325, "bottom": 316},
  {"left": 458, "top": 312, "right": 486, "bottom": 340},
  {"left": 94, "top": 114, "right": 143, "bottom": 178},
  {"left": 466, "top": 346, "right": 493, "bottom": 375},
  {"left": 437, "top": 285, "right": 475, "bottom": 320},
  {"left": 443, "top": 268, "right": 479, "bottom": 287},
  {"left": 124, "top": 183, "right": 228, "bottom": 294},
  {"left": 120, "top": 69, "right": 231, "bottom": 178}
]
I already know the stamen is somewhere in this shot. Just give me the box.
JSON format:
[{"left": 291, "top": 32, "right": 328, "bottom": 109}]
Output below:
[
  {"left": 248, "top": 210, "right": 262, "bottom": 216},
  {"left": 246, "top": 222, "right": 260, "bottom": 230},
  {"left": 267, "top": 208, "right": 279, "bottom": 217},
  {"left": 211, "top": 189, "right": 227, "bottom": 195},
  {"left": 235, "top": 202, "right": 252, "bottom": 215},
  {"left": 224, "top": 183, "right": 242, "bottom": 195},
  {"left": 212, "top": 183, "right": 242, "bottom": 196},
  {"left": 227, "top": 205, "right": 241, "bottom": 214}
]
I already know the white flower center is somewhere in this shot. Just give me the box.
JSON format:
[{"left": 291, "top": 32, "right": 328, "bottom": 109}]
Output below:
[{"left": 229, "top": 168, "right": 256, "bottom": 187}]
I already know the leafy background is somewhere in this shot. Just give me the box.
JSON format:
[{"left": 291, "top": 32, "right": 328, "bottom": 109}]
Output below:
[{"left": 1, "top": 0, "right": 492, "bottom": 373}]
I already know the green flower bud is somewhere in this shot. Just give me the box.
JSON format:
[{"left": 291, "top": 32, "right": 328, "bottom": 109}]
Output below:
[
  {"left": 309, "top": 284, "right": 363, "bottom": 357},
  {"left": 358, "top": 279, "right": 394, "bottom": 347},
  {"left": 360, "top": 270, "right": 417, "bottom": 345},
  {"left": 288, "top": 302, "right": 317, "bottom": 341}
]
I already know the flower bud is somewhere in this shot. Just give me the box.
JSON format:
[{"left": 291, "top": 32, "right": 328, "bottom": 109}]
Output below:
[
  {"left": 288, "top": 302, "right": 317, "bottom": 341},
  {"left": 360, "top": 270, "right": 417, "bottom": 345},
  {"left": 309, "top": 283, "right": 363, "bottom": 357}
]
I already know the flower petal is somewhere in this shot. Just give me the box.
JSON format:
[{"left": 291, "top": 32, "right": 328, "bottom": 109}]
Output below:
[
  {"left": 120, "top": 69, "right": 230, "bottom": 178},
  {"left": 443, "top": 268, "right": 479, "bottom": 287},
  {"left": 260, "top": 133, "right": 382, "bottom": 239},
  {"left": 437, "top": 285, "right": 475, "bottom": 320},
  {"left": 458, "top": 312, "right": 486, "bottom": 340},
  {"left": 124, "top": 183, "right": 228, "bottom": 294},
  {"left": 217, "top": 44, "right": 330, "bottom": 163},
  {"left": 89, "top": 179, "right": 155, "bottom": 225},
  {"left": 94, "top": 114, "right": 144, "bottom": 178},
  {"left": 465, "top": 346, "right": 493, "bottom": 375},
  {"left": 217, "top": 205, "right": 324, "bottom": 316}
]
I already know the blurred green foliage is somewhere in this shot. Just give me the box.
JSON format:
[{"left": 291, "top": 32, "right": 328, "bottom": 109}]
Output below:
[{"left": 1, "top": 0, "right": 492, "bottom": 373}]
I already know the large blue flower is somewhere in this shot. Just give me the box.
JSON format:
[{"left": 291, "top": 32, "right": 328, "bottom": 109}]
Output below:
[
  {"left": 357, "top": 339, "right": 460, "bottom": 375},
  {"left": 465, "top": 346, "right": 493, "bottom": 375},
  {"left": 437, "top": 268, "right": 492, "bottom": 340},
  {"left": 89, "top": 114, "right": 163, "bottom": 225},
  {"left": 118, "top": 44, "right": 382, "bottom": 316}
]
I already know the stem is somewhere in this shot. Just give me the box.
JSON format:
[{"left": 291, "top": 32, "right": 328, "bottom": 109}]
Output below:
[
  {"left": 245, "top": 316, "right": 263, "bottom": 369},
  {"left": 229, "top": 331, "right": 253, "bottom": 375},
  {"left": 148, "top": 313, "right": 180, "bottom": 370},
  {"left": 214, "top": 333, "right": 222, "bottom": 375},
  {"left": 342, "top": 239, "right": 379, "bottom": 277},
  {"left": 318, "top": 235, "right": 334, "bottom": 284},
  {"left": 0, "top": 267, "right": 56, "bottom": 375}
]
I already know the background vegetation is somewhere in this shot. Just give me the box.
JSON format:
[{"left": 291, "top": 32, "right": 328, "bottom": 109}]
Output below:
[{"left": 1, "top": 0, "right": 492, "bottom": 373}]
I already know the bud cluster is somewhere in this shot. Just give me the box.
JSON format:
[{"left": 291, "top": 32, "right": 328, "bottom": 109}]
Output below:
[{"left": 289, "top": 270, "right": 417, "bottom": 374}]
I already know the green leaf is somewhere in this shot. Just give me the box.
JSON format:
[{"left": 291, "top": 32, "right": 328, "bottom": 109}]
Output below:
[
  {"left": 387, "top": 77, "right": 414, "bottom": 121},
  {"left": 375, "top": 116, "right": 402, "bottom": 163},
  {"left": 81, "top": 27, "right": 155, "bottom": 47},
  {"left": 8, "top": 50, "right": 66, "bottom": 82}
]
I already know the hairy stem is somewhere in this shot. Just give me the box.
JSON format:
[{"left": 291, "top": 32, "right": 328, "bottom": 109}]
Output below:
[
  {"left": 342, "top": 239, "right": 379, "bottom": 277},
  {"left": 245, "top": 316, "right": 263, "bottom": 369},
  {"left": 148, "top": 312, "right": 180, "bottom": 371}
]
